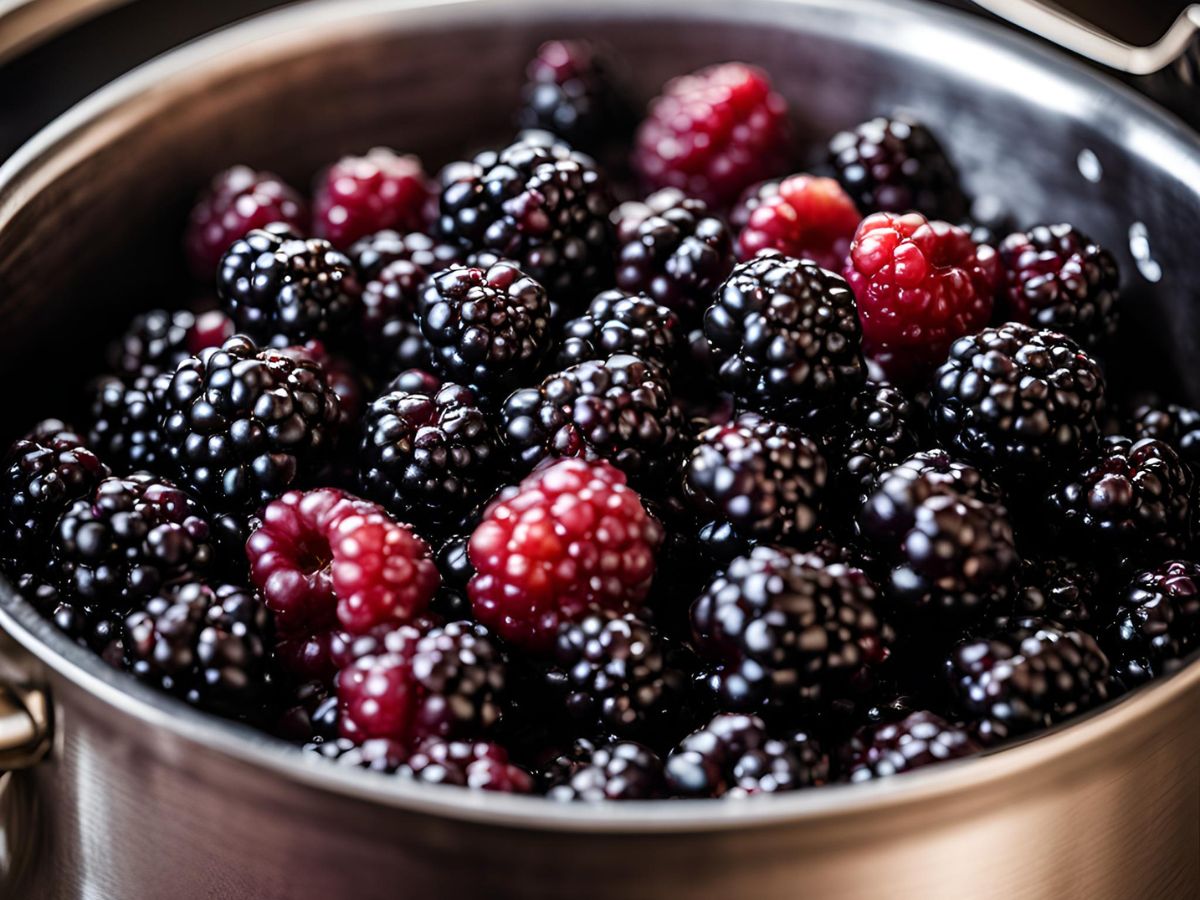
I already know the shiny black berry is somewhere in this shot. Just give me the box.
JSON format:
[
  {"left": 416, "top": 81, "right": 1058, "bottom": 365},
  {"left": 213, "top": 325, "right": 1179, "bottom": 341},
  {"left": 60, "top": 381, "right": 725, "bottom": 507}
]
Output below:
[
  {"left": 844, "top": 711, "right": 980, "bottom": 781},
  {"left": 555, "top": 290, "right": 682, "bottom": 373},
  {"left": 1106, "top": 561, "right": 1200, "bottom": 685}
]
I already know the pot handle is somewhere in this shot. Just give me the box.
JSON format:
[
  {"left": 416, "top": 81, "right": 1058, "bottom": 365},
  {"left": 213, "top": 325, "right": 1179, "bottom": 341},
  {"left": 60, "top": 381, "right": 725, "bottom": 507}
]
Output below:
[
  {"left": 972, "top": 1, "right": 1200, "bottom": 76},
  {"left": 0, "top": 684, "right": 49, "bottom": 771}
]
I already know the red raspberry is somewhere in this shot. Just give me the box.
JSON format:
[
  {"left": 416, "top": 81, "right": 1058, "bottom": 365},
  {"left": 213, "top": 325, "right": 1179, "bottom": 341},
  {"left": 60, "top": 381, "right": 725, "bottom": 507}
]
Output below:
[
  {"left": 184, "top": 165, "right": 307, "bottom": 279},
  {"left": 734, "top": 174, "right": 860, "bottom": 270},
  {"left": 467, "top": 458, "right": 663, "bottom": 652},
  {"left": 632, "top": 63, "right": 790, "bottom": 207},
  {"left": 843, "top": 212, "right": 999, "bottom": 382},
  {"left": 338, "top": 635, "right": 419, "bottom": 743},
  {"left": 313, "top": 148, "right": 431, "bottom": 249}
]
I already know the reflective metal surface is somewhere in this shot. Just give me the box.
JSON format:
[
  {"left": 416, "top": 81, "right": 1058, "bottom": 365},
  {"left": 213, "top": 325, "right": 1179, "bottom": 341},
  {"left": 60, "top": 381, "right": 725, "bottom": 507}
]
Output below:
[{"left": 0, "top": 0, "right": 1198, "bottom": 897}]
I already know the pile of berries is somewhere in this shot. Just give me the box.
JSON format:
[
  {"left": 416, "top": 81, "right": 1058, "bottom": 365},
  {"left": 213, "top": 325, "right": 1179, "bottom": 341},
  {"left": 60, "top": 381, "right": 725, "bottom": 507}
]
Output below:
[{"left": 4, "top": 44, "right": 1196, "bottom": 804}]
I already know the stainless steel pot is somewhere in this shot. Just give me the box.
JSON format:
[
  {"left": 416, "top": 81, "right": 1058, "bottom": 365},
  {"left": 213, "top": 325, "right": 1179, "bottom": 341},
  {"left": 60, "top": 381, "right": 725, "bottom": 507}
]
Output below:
[{"left": 1, "top": 1, "right": 1199, "bottom": 897}]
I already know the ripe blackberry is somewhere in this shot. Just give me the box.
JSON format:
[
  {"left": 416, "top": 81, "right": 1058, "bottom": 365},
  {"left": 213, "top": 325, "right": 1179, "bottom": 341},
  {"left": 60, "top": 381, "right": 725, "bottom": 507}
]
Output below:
[
  {"left": 105, "top": 309, "right": 203, "bottom": 378},
  {"left": 545, "top": 739, "right": 665, "bottom": 801},
  {"left": 665, "top": 714, "right": 829, "bottom": 798},
  {"left": 358, "top": 258, "right": 432, "bottom": 379},
  {"left": 1047, "top": 436, "right": 1191, "bottom": 570},
  {"left": 705, "top": 250, "right": 866, "bottom": 416},
  {"left": 417, "top": 261, "right": 551, "bottom": 399},
  {"left": 467, "top": 458, "right": 663, "bottom": 652},
  {"left": 410, "top": 619, "right": 506, "bottom": 739},
  {"left": 500, "top": 354, "right": 683, "bottom": 484},
  {"left": 1108, "top": 561, "right": 1200, "bottom": 685},
  {"left": 844, "top": 711, "right": 980, "bottom": 782},
  {"left": 160, "top": 335, "right": 342, "bottom": 513},
  {"left": 402, "top": 739, "right": 534, "bottom": 793},
  {"left": 612, "top": 189, "right": 735, "bottom": 323},
  {"left": 949, "top": 617, "right": 1112, "bottom": 745},
  {"left": 843, "top": 212, "right": 999, "bottom": 381},
  {"left": 931, "top": 323, "right": 1105, "bottom": 483},
  {"left": 217, "top": 224, "right": 360, "bottom": 344},
  {"left": 347, "top": 229, "right": 460, "bottom": 283},
  {"left": 555, "top": 290, "right": 682, "bottom": 373},
  {"left": 87, "top": 372, "right": 169, "bottom": 473},
  {"left": 122, "top": 582, "right": 270, "bottom": 716},
  {"left": 437, "top": 132, "right": 614, "bottom": 301},
  {"left": 185, "top": 165, "right": 307, "bottom": 279},
  {"left": 432, "top": 533, "right": 474, "bottom": 621},
  {"left": 823, "top": 382, "right": 922, "bottom": 507},
  {"left": 304, "top": 737, "right": 406, "bottom": 773},
  {"left": 633, "top": 63, "right": 790, "bottom": 207},
  {"left": 12, "top": 570, "right": 122, "bottom": 653},
  {"left": 682, "top": 413, "right": 827, "bottom": 547},
  {"left": 358, "top": 381, "right": 496, "bottom": 526},
  {"left": 313, "top": 148, "right": 431, "bottom": 249},
  {"left": 733, "top": 174, "right": 861, "bottom": 271},
  {"left": 828, "top": 115, "right": 967, "bottom": 220},
  {"left": 998, "top": 224, "right": 1119, "bottom": 351},
  {"left": 48, "top": 473, "right": 214, "bottom": 612},
  {"left": 690, "top": 547, "right": 889, "bottom": 714},
  {"left": 517, "top": 39, "right": 632, "bottom": 154},
  {"left": 1132, "top": 403, "right": 1200, "bottom": 471},
  {"left": 0, "top": 421, "right": 108, "bottom": 559},
  {"left": 1011, "top": 556, "right": 1101, "bottom": 629}
]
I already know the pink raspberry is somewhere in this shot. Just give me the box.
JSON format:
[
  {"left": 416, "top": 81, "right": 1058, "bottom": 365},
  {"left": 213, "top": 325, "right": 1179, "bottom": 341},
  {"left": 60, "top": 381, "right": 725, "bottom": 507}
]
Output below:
[
  {"left": 632, "top": 63, "right": 790, "bottom": 207},
  {"left": 734, "top": 174, "right": 860, "bottom": 270},
  {"left": 843, "top": 212, "right": 999, "bottom": 382},
  {"left": 467, "top": 458, "right": 663, "bottom": 652},
  {"left": 313, "top": 148, "right": 431, "bottom": 248}
]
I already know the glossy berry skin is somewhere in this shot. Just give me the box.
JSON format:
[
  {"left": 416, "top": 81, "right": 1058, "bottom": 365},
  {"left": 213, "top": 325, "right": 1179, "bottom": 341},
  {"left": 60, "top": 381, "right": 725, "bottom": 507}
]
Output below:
[
  {"left": 948, "top": 617, "right": 1112, "bottom": 745},
  {"left": 160, "top": 335, "right": 342, "bottom": 513},
  {"left": 665, "top": 714, "right": 829, "bottom": 798},
  {"left": 1132, "top": 403, "right": 1200, "bottom": 472},
  {"left": 417, "top": 261, "right": 551, "bottom": 399},
  {"left": 1047, "top": 437, "right": 1192, "bottom": 571},
  {"left": 844, "top": 711, "right": 980, "bottom": 781},
  {"left": 545, "top": 739, "right": 665, "bottom": 801},
  {"left": 998, "top": 224, "right": 1119, "bottom": 352},
  {"left": 823, "top": 382, "right": 922, "bottom": 508},
  {"left": 1011, "top": 556, "right": 1100, "bottom": 629},
  {"left": 705, "top": 250, "right": 866, "bottom": 416},
  {"left": 556, "top": 290, "right": 682, "bottom": 373},
  {"left": 931, "top": 323, "right": 1105, "bottom": 484},
  {"left": 517, "top": 39, "right": 632, "bottom": 154},
  {"left": 467, "top": 458, "right": 663, "bottom": 652},
  {"left": 185, "top": 165, "right": 307, "bottom": 279},
  {"left": 313, "top": 148, "right": 430, "bottom": 249},
  {"left": 843, "top": 212, "right": 999, "bottom": 381},
  {"left": 304, "top": 737, "right": 407, "bottom": 774},
  {"left": 734, "top": 174, "right": 861, "bottom": 271},
  {"left": 403, "top": 739, "right": 534, "bottom": 793},
  {"left": 347, "top": 229, "right": 461, "bottom": 283},
  {"left": 633, "top": 63, "right": 790, "bottom": 207},
  {"left": 690, "top": 547, "right": 889, "bottom": 715},
  {"left": 106, "top": 309, "right": 210, "bottom": 379},
  {"left": 500, "top": 354, "right": 682, "bottom": 485},
  {"left": 1108, "top": 561, "right": 1200, "bottom": 685},
  {"left": 828, "top": 116, "right": 967, "bottom": 220},
  {"left": 217, "top": 225, "right": 360, "bottom": 345},
  {"left": 612, "top": 189, "right": 735, "bottom": 323},
  {"left": 88, "top": 372, "right": 169, "bottom": 473}
]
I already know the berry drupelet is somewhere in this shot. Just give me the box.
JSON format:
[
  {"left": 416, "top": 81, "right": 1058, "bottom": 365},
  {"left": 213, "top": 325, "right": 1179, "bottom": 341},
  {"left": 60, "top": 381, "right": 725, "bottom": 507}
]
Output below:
[
  {"left": 517, "top": 39, "right": 632, "bottom": 154},
  {"left": 87, "top": 372, "right": 169, "bottom": 474},
  {"left": 931, "top": 323, "right": 1105, "bottom": 484},
  {"left": 823, "top": 382, "right": 922, "bottom": 508},
  {"left": 545, "top": 739, "right": 665, "bottom": 801},
  {"left": 842, "top": 212, "right": 999, "bottom": 382},
  {"left": 105, "top": 308, "right": 212, "bottom": 379},
  {"left": 844, "top": 711, "right": 980, "bottom": 781},
  {"left": 828, "top": 115, "right": 968, "bottom": 220},
  {"left": 1132, "top": 403, "right": 1200, "bottom": 472},
  {"left": 633, "top": 62, "right": 790, "bottom": 207},
  {"left": 437, "top": 132, "right": 615, "bottom": 302},
  {"left": 312, "top": 147, "right": 430, "bottom": 249},
  {"left": 1107, "top": 561, "right": 1200, "bottom": 685},
  {"left": 500, "top": 353, "right": 683, "bottom": 484},
  {"left": 998, "top": 224, "right": 1119, "bottom": 352},
  {"left": 402, "top": 739, "right": 534, "bottom": 793},
  {"left": 612, "top": 189, "right": 736, "bottom": 323},
  {"left": 556, "top": 290, "right": 682, "bottom": 372},
  {"left": 705, "top": 250, "right": 867, "bottom": 417},
  {"left": 733, "top": 174, "right": 861, "bottom": 271},
  {"left": 1011, "top": 556, "right": 1101, "bottom": 629},
  {"left": 347, "top": 229, "right": 461, "bottom": 283},
  {"left": 467, "top": 458, "right": 663, "bottom": 652}
]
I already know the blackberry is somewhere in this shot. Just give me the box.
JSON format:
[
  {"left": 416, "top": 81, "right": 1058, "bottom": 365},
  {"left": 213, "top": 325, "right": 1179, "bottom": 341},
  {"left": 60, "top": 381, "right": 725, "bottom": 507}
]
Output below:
[
  {"left": 704, "top": 250, "right": 866, "bottom": 417},
  {"left": 1132, "top": 403, "right": 1200, "bottom": 471},
  {"left": 612, "top": 189, "right": 735, "bottom": 323},
  {"left": 160, "top": 335, "right": 341, "bottom": 512},
  {"left": 543, "top": 611, "right": 689, "bottom": 740},
  {"left": 217, "top": 224, "right": 360, "bottom": 344},
  {"left": 417, "top": 261, "right": 551, "bottom": 399},
  {"left": 1011, "top": 556, "right": 1101, "bottom": 629},
  {"left": 0, "top": 421, "right": 108, "bottom": 559},
  {"left": 346, "top": 229, "right": 460, "bottom": 283},
  {"left": 433, "top": 533, "right": 474, "bottom": 621},
  {"left": 931, "top": 323, "right": 1105, "bottom": 483},
  {"left": 998, "top": 224, "right": 1119, "bottom": 352},
  {"left": 690, "top": 547, "right": 889, "bottom": 715},
  {"left": 358, "top": 381, "right": 496, "bottom": 527},
  {"left": 358, "top": 258, "right": 432, "bottom": 379},
  {"left": 555, "top": 290, "right": 682, "bottom": 373},
  {"left": 437, "top": 132, "right": 614, "bottom": 301},
  {"left": 844, "top": 711, "right": 980, "bottom": 782},
  {"left": 303, "top": 737, "right": 406, "bottom": 773},
  {"left": 948, "top": 617, "right": 1112, "bottom": 745},
  {"left": 410, "top": 620, "right": 506, "bottom": 740},
  {"left": 828, "top": 115, "right": 967, "bottom": 220},
  {"left": 1108, "top": 561, "right": 1200, "bottom": 685},
  {"left": 665, "top": 713, "right": 829, "bottom": 798},
  {"left": 14, "top": 570, "right": 122, "bottom": 653},
  {"left": 501, "top": 354, "right": 682, "bottom": 484},
  {"left": 122, "top": 582, "right": 270, "bottom": 716},
  {"left": 87, "top": 372, "right": 170, "bottom": 473},
  {"left": 545, "top": 739, "right": 665, "bottom": 801},
  {"left": 105, "top": 309, "right": 198, "bottom": 378},
  {"left": 402, "top": 739, "right": 534, "bottom": 793},
  {"left": 682, "top": 414, "right": 827, "bottom": 548},
  {"left": 48, "top": 473, "right": 214, "bottom": 613},
  {"left": 824, "top": 382, "right": 922, "bottom": 507},
  {"left": 1046, "top": 436, "right": 1191, "bottom": 570}
]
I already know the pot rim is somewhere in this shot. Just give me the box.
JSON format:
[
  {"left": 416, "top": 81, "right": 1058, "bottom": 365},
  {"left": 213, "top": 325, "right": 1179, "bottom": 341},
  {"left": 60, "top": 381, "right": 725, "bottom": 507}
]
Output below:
[{"left": 2, "top": 0, "right": 1200, "bottom": 833}]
